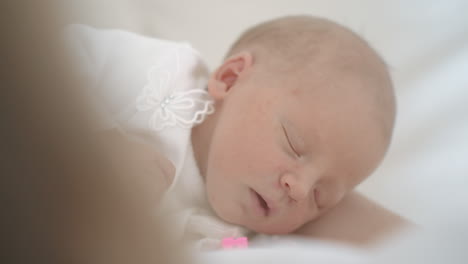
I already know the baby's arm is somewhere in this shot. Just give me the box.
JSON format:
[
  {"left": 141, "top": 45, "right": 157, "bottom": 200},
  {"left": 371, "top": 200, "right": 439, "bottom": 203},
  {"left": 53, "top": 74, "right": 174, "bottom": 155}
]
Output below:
[{"left": 295, "top": 191, "right": 410, "bottom": 246}]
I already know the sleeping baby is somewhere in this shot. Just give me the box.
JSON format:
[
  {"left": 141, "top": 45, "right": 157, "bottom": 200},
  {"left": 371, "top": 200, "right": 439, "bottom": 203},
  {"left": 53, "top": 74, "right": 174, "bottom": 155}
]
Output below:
[{"left": 67, "top": 15, "right": 405, "bottom": 250}]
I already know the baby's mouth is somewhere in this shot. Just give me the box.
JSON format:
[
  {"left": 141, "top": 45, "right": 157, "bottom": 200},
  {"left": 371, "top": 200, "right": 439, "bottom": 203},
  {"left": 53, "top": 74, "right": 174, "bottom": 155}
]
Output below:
[{"left": 254, "top": 190, "right": 270, "bottom": 216}]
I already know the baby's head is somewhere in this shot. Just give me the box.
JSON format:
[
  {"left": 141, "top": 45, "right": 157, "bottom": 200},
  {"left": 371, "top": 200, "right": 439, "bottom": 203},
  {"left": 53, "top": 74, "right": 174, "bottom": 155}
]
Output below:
[{"left": 192, "top": 16, "right": 396, "bottom": 234}]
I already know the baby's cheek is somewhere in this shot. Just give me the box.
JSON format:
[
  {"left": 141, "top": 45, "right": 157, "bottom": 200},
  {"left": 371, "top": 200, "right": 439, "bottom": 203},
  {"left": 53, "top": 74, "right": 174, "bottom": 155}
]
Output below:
[
  {"left": 318, "top": 178, "right": 348, "bottom": 207},
  {"left": 318, "top": 191, "right": 346, "bottom": 217},
  {"left": 247, "top": 149, "right": 284, "bottom": 176}
]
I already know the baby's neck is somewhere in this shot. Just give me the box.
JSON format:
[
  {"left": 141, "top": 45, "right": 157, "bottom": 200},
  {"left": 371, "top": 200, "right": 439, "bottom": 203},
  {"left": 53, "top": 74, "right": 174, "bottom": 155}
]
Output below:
[{"left": 191, "top": 107, "right": 217, "bottom": 179}]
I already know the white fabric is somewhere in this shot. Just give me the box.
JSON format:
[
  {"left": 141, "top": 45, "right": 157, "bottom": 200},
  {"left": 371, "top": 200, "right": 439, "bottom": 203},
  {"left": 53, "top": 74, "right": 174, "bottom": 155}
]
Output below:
[
  {"left": 197, "top": 238, "right": 368, "bottom": 264},
  {"left": 197, "top": 194, "right": 468, "bottom": 264},
  {"left": 66, "top": 24, "right": 246, "bottom": 250}
]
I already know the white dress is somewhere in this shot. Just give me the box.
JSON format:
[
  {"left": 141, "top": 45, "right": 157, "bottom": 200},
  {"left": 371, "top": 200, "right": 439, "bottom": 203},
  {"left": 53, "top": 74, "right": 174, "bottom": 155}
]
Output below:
[{"left": 66, "top": 25, "right": 247, "bottom": 250}]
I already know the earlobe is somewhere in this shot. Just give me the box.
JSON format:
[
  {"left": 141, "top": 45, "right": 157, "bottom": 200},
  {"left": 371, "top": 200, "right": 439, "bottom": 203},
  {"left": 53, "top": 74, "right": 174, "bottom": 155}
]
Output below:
[
  {"left": 207, "top": 78, "right": 228, "bottom": 100},
  {"left": 207, "top": 51, "right": 253, "bottom": 100}
]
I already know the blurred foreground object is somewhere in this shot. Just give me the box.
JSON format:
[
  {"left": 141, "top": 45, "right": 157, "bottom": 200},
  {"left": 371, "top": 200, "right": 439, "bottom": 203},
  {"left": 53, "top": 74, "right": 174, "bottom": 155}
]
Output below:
[{"left": 0, "top": 1, "right": 180, "bottom": 263}]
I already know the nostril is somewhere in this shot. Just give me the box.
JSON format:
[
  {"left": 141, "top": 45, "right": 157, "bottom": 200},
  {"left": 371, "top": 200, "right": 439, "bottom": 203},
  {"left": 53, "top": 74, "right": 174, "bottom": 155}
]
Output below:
[{"left": 280, "top": 177, "right": 291, "bottom": 190}]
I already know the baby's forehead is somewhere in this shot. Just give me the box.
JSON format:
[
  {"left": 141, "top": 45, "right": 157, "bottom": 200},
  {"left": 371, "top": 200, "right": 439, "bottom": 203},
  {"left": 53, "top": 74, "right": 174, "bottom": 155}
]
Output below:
[{"left": 265, "top": 64, "right": 386, "bottom": 125}]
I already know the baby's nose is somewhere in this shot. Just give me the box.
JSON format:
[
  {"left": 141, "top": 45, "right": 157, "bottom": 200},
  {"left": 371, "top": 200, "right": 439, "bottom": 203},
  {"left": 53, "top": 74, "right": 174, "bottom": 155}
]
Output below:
[{"left": 280, "top": 174, "right": 311, "bottom": 202}]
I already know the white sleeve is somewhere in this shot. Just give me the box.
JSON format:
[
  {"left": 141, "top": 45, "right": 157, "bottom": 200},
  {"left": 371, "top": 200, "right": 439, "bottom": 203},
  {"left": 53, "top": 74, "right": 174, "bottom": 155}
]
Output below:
[{"left": 64, "top": 24, "right": 208, "bottom": 131}]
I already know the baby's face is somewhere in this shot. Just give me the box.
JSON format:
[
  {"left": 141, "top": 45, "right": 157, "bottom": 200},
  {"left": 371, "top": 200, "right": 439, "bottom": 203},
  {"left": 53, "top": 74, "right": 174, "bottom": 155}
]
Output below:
[{"left": 201, "top": 59, "right": 389, "bottom": 234}]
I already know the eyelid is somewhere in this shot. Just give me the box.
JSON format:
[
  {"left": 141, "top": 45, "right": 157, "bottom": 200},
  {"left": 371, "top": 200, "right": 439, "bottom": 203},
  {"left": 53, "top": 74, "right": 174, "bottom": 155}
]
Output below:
[{"left": 282, "top": 124, "right": 300, "bottom": 158}]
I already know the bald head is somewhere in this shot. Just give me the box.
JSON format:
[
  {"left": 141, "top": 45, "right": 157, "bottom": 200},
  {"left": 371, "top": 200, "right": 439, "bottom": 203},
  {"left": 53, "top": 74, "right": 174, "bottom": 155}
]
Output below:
[
  {"left": 226, "top": 15, "right": 396, "bottom": 145},
  {"left": 227, "top": 16, "right": 380, "bottom": 70}
]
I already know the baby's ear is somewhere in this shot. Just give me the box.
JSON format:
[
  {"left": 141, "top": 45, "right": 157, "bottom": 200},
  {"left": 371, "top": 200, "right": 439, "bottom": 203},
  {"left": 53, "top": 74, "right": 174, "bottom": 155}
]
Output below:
[{"left": 207, "top": 51, "right": 253, "bottom": 100}]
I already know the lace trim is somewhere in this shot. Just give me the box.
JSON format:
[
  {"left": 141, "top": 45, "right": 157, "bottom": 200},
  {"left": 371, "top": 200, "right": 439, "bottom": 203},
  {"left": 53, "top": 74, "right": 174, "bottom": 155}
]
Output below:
[{"left": 136, "top": 48, "right": 214, "bottom": 131}]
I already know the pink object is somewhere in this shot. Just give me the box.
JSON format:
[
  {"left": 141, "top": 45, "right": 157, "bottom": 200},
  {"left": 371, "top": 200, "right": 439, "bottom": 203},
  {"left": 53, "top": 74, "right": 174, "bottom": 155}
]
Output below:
[{"left": 221, "top": 237, "right": 249, "bottom": 249}]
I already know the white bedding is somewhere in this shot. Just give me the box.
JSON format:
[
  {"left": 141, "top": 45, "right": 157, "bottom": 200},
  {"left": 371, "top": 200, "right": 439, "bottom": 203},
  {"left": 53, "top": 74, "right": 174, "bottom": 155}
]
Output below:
[
  {"left": 197, "top": 238, "right": 368, "bottom": 264},
  {"left": 196, "top": 197, "right": 468, "bottom": 263},
  {"left": 196, "top": 217, "right": 468, "bottom": 264}
]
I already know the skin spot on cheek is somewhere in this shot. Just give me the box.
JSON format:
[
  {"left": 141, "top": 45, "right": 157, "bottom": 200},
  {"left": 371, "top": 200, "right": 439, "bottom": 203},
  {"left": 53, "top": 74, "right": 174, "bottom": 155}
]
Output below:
[
  {"left": 246, "top": 160, "right": 255, "bottom": 171},
  {"left": 291, "top": 87, "right": 302, "bottom": 97}
]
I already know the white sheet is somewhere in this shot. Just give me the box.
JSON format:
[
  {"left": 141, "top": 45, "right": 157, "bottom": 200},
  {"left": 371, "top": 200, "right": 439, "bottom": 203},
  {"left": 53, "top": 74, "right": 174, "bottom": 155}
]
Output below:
[
  {"left": 196, "top": 200, "right": 468, "bottom": 264},
  {"left": 197, "top": 237, "right": 368, "bottom": 264}
]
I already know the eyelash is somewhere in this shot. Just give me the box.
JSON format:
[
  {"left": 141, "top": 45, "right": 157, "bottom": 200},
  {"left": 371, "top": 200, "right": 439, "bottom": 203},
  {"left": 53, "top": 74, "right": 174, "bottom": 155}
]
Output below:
[{"left": 282, "top": 125, "right": 300, "bottom": 158}]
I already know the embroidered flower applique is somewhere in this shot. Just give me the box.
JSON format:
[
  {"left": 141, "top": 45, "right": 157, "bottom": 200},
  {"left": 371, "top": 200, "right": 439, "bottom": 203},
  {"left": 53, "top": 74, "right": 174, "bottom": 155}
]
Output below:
[{"left": 136, "top": 48, "right": 214, "bottom": 131}]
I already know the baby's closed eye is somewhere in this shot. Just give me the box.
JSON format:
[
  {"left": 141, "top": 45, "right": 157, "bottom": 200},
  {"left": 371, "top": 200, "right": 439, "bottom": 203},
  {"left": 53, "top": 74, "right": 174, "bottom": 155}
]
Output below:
[{"left": 281, "top": 123, "right": 301, "bottom": 158}]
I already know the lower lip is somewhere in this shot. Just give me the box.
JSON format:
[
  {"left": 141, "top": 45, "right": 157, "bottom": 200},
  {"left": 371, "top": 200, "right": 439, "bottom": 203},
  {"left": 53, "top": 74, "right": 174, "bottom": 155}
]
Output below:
[{"left": 249, "top": 188, "right": 268, "bottom": 217}]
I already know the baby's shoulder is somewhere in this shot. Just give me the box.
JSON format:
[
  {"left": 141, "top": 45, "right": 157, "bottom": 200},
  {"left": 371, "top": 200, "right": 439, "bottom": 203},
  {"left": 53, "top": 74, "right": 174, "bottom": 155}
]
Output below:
[
  {"left": 65, "top": 24, "right": 213, "bottom": 130},
  {"left": 65, "top": 24, "right": 208, "bottom": 76}
]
